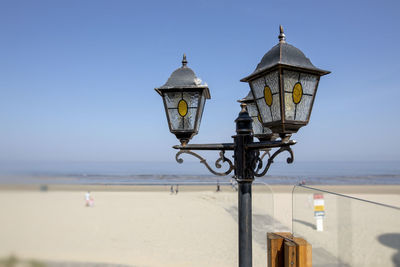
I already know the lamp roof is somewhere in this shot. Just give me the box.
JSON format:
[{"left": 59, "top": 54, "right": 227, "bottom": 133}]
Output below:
[
  {"left": 241, "top": 26, "right": 330, "bottom": 82},
  {"left": 156, "top": 54, "right": 210, "bottom": 99},
  {"left": 238, "top": 90, "right": 254, "bottom": 104}
]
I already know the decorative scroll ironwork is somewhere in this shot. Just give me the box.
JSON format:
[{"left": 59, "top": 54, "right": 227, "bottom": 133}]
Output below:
[
  {"left": 175, "top": 150, "right": 235, "bottom": 176},
  {"left": 174, "top": 140, "right": 294, "bottom": 178},
  {"left": 253, "top": 150, "right": 271, "bottom": 174},
  {"left": 253, "top": 146, "right": 294, "bottom": 177}
]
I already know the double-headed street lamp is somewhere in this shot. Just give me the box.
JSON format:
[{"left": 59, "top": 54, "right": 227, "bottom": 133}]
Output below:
[{"left": 155, "top": 26, "right": 330, "bottom": 267}]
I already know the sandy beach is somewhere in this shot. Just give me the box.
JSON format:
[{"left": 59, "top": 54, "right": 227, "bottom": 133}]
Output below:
[{"left": 0, "top": 184, "right": 399, "bottom": 267}]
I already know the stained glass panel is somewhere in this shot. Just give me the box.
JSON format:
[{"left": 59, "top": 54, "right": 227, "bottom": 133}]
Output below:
[
  {"left": 252, "top": 117, "right": 264, "bottom": 135},
  {"left": 195, "top": 94, "right": 206, "bottom": 131},
  {"left": 183, "top": 92, "right": 200, "bottom": 108},
  {"left": 167, "top": 109, "right": 183, "bottom": 130},
  {"left": 184, "top": 108, "right": 196, "bottom": 130},
  {"left": 300, "top": 73, "right": 318, "bottom": 95},
  {"left": 252, "top": 71, "right": 280, "bottom": 124},
  {"left": 164, "top": 92, "right": 181, "bottom": 108},
  {"left": 264, "top": 71, "right": 279, "bottom": 94},
  {"left": 295, "top": 95, "right": 313, "bottom": 121},
  {"left": 251, "top": 77, "right": 265, "bottom": 99},
  {"left": 247, "top": 102, "right": 258, "bottom": 118},
  {"left": 256, "top": 98, "right": 272, "bottom": 123},
  {"left": 283, "top": 70, "right": 299, "bottom": 93},
  {"left": 271, "top": 94, "right": 281, "bottom": 121},
  {"left": 284, "top": 92, "right": 295, "bottom": 120}
]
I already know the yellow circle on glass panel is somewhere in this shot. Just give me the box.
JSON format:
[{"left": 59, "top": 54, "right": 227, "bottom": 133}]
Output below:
[
  {"left": 264, "top": 86, "right": 272, "bottom": 107},
  {"left": 178, "top": 99, "right": 188, "bottom": 117},
  {"left": 292, "top": 82, "right": 303, "bottom": 104}
]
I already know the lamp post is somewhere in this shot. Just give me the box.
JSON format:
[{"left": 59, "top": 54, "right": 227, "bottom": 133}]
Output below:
[{"left": 155, "top": 26, "right": 329, "bottom": 267}]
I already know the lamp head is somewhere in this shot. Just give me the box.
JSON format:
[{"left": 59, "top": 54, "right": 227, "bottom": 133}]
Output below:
[
  {"left": 155, "top": 54, "right": 210, "bottom": 145},
  {"left": 241, "top": 26, "right": 330, "bottom": 134}
]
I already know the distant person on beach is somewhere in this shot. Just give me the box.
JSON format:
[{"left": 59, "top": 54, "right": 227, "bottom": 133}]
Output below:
[
  {"left": 170, "top": 185, "right": 174, "bottom": 194},
  {"left": 85, "top": 191, "right": 94, "bottom": 207},
  {"left": 216, "top": 181, "right": 220, "bottom": 192},
  {"left": 175, "top": 185, "right": 179, "bottom": 194},
  {"left": 85, "top": 191, "right": 91, "bottom": 207}
]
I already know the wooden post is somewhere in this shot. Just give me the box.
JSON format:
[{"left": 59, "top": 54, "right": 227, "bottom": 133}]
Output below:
[
  {"left": 267, "top": 233, "right": 311, "bottom": 267},
  {"left": 267, "top": 232, "right": 293, "bottom": 267},
  {"left": 267, "top": 233, "right": 284, "bottom": 267},
  {"left": 284, "top": 241, "right": 297, "bottom": 267},
  {"left": 293, "top": 238, "right": 312, "bottom": 267}
]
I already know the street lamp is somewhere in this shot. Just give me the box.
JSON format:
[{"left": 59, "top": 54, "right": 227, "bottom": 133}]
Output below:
[
  {"left": 155, "top": 26, "right": 329, "bottom": 267},
  {"left": 241, "top": 25, "right": 330, "bottom": 135},
  {"left": 155, "top": 54, "right": 210, "bottom": 146}
]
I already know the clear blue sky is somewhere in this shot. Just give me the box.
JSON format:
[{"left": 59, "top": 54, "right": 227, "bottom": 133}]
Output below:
[{"left": 1, "top": 0, "right": 399, "bottom": 166}]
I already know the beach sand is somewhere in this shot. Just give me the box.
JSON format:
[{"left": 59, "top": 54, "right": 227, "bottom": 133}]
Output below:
[{"left": 0, "top": 184, "right": 398, "bottom": 266}]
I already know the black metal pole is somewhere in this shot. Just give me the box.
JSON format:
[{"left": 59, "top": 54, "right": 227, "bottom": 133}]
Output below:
[
  {"left": 234, "top": 104, "right": 255, "bottom": 267},
  {"left": 238, "top": 181, "right": 252, "bottom": 267}
]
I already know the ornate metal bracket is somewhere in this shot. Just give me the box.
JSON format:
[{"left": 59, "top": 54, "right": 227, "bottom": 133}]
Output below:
[
  {"left": 173, "top": 139, "right": 295, "bottom": 178},
  {"left": 175, "top": 150, "right": 235, "bottom": 176},
  {"left": 253, "top": 150, "right": 270, "bottom": 174},
  {"left": 253, "top": 146, "right": 294, "bottom": 177}
]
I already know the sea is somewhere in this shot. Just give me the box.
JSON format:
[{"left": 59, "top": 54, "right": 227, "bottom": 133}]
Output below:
[{"left": 0, "top": 160, "right": 399, "bottom": 186}]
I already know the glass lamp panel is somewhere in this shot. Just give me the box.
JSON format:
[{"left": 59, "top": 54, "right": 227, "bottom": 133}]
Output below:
[
  {"left": 164, "top": 90, "right": 202, "bottom": 132},
  {"left": 182, "top": 91, "right": 200, "bottom": 108},
  {"left": 284, "top": 92, "right": 295, "bottom": 120},
  {"left": 251, "top": 114, "right": 273, "bottom": 136},
  {"left": 301, "top": 73, "right": 318, "bottom": 95},
  {"left": 256, "top": 98, "right": 272, "bottom": 123},
  {"left": 283, "top": 70, "right": 299, "bottom": 93},
  {"left": 282, "top": 70, "right": 318, "bottom": 122},
  {"left": 167, "top": 109, "right": 183, "bottom": 131},
  {"left": 252, "top": 116, "right": 264, "bottom": 135},
  {"left": 296, "top": 73, "right": 318, "bottom": 121},
  {"left": 183, "top": 108, "right": 196, "bottom": 130},
  {"left": 194, "top": 93, "right": 206, "bottom": 132},
  {"left": 164, "top": 92, "right": 181, "bottom": 108},
  {"left": 295, "top": 95, "right": 313, "bottom": 121},
  {"left": 264, "top": 71, "right": 280, "bottom": 122},
  {"left": 251, "top": 77, "right": 265, "bottom": 99},
  {"left": 251, "top": 71, "right": 280, "bottom": 124},
  {"left": 271, "top": 93, "right": 281, "bottom": 121},
  {"left": 246, "top": 102, "right": 258, "bottom": 117},
  {"left": 282, "top": 70, "right": 299, "bottom": 121},
  {"left": 264, "top": 71, "right": 279, "bottom": 94}
]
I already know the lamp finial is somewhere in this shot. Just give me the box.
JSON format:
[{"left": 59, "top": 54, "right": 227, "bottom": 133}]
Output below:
[
  {"left": 279, "top": 25, "right": 286, "bottom": 43},
  {"left": 182, "top": 54, "right": 188, "bottom": 67}
]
